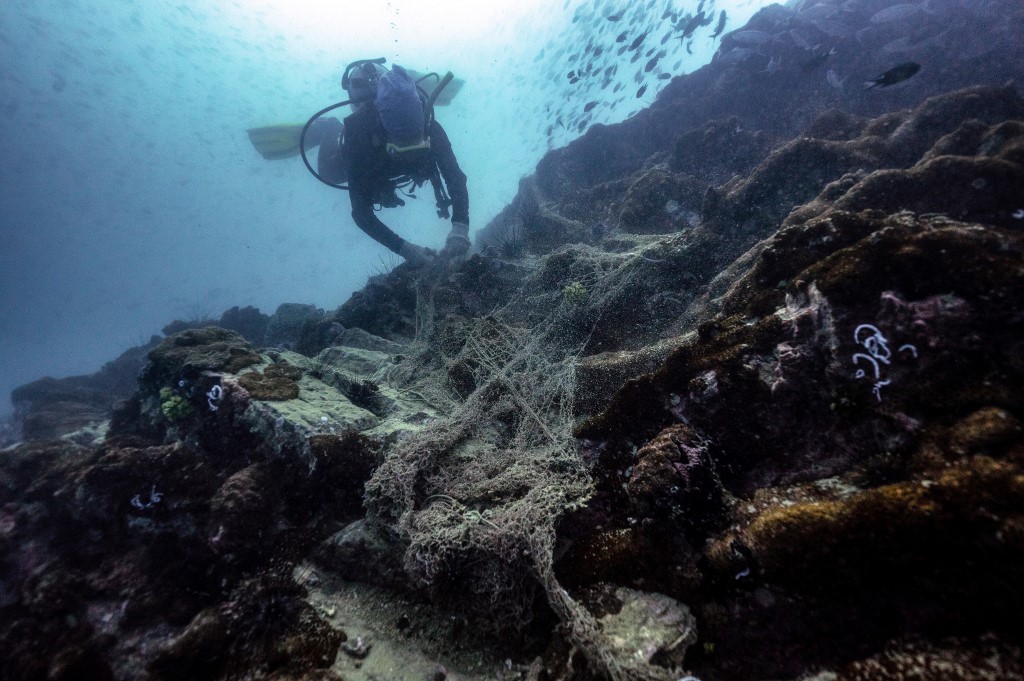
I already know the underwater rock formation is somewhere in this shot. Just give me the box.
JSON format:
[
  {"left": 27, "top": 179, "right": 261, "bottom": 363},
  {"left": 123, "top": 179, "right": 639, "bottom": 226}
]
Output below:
[{"left": 5, "top": 2, "right": 1024, "bottom": 678}]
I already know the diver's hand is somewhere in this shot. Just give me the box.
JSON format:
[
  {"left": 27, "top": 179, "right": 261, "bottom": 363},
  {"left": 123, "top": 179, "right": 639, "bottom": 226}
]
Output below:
[
  {"left": 440, "top": 222, "right": 471, "bottom": 259},
  {"left": 398, "top": 241, "right": 436, "bottom": 268}
]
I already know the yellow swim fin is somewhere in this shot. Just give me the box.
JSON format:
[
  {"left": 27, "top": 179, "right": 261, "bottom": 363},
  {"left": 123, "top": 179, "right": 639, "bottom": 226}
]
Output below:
[{"left": 246, "top": 123, "right": 305, "bottom": 160}]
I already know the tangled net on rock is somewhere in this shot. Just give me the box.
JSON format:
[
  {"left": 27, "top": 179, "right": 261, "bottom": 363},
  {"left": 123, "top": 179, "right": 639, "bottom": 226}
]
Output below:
[{"left": 364, "top": 245, "right": 673, "bottom": 679}]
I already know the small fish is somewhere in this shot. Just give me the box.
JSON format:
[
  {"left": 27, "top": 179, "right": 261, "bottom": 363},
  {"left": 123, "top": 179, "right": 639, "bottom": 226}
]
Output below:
[
  {"left": 636, "top": 84, "right": 648, "bottom": 98},
  {"left": 864, "top": 61, "right": 920, "bottom": 88},
  {"left": 628, "top": 31, "right": 647, "bottom": 50},
  {"left": 681, "top": 11, "right": 705, "bottom": 39},
  {"left": 870, "top": 3, "right": 925, "bottom": 25},
  {"left": 616, "top": 31, "right": 628, "bottom": 42},
  {"left": 607, "top": 11, "right": 623, "bottom": 21},
  {"left": 711, "top": 10, "right": 728, "bottom": 39},
  {"left": 727, "top": 30, "right": 771, "bottom": 47},
  {"left": 583, "top": 100, "right": 598, "bottom": 112},
  {"left": 645, "top": 56, "right": 659, "bottom": 72},
  {"left": 802, "top": 45, "right": 836, "bottom": 72},
  {"left": 658, "top": 73, "right": 671, "bottom": 80}
]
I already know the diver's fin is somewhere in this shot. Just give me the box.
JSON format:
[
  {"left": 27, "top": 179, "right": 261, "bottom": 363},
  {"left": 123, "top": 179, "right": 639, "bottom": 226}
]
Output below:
[{"left": 246, "top": 124, "right": 305, "bottom": 160}]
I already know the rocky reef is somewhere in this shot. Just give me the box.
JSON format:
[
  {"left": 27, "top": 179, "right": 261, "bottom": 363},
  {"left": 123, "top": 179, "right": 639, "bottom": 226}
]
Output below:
[{"left": 4, "top": 2, "right": 1024, "bottom": 680}]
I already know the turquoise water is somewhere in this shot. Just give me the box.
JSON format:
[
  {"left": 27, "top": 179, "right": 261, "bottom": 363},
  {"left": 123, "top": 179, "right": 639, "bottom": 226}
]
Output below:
[{"left": 0, "top": 0, "right": 773, "bottom": 415}]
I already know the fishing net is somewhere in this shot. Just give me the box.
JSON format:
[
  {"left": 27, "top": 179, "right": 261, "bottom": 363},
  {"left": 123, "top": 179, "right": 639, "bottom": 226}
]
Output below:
[{"left": 363, "top": 244, "right": 673, "bottom": 679}]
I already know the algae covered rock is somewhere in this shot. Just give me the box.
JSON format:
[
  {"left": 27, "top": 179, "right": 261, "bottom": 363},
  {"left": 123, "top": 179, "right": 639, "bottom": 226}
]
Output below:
[
  {"left": 596, "top": 587, "right": 696, "bottom": 676},
  {"left": 236, "top": 362, "right": 302, "bottom": 400},
  {"left": 264, "top": 303, "right": 325, "bottom": 349},
  {"left": 141, "top": 327, "right": 261, "bottom": 388}
]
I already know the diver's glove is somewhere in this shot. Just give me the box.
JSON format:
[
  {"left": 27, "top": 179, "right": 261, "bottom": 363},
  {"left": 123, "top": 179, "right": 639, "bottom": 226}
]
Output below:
[
  {"left": 398, "top": 241, "right": 436, "bottom": 268},
  {"left": 440, "top": 221, "right": 471, "bottom": 259}
]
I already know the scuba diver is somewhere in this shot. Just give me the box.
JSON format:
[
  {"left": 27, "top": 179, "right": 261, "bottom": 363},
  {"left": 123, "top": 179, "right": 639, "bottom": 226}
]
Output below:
[{"left": 248, "top": 59, "right": 469, "bottom": 268}]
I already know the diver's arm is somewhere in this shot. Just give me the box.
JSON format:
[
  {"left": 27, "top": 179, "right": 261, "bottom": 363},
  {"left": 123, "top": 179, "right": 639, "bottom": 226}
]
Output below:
[
  {"left": 349, "top": 175, "right": 405, "bottom": 253},
  {"left": 430, "top": 121, "right": 469, "bottom": 225},
  {"left": 343, "top": 111, "right": 404, "bottom": 253}
]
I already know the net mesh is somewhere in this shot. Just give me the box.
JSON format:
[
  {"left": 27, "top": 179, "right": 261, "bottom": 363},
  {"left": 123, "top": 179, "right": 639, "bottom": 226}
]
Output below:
[{"left": 364, "top": 245, "right": 674, "bottom": 679}]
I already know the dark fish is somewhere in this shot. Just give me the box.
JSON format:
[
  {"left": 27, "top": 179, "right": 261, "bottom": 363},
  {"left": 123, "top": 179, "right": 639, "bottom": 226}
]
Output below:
[
  {"left": 616, "top": 31, "right": 628, "bottom": 42},
  {"left": 646, "top": 47, "right": 656, "bottom": 56},
  {"left": 617, "top": 44, "right": 629, "bottom": 55},
  {"left": 636, "top": 84, "right": 648, "bottom": 97},
  {"left": 628, "top": 32, "right": 647, "bottom": 50},
  {"left": 607, "top": 11, "right": 623, "bottom": 21},
  {"left": 711, "top": 11, "right": 727, "bottom": 39},
  {"left": 681, "top": 11, "right": 705, "bottom": 38},
  {"left": 661, "top": 30, "right": 672, "bottom": 45},
  {"left": 578, "top": 117, "right": 589, "bottom": 131},
  {"left": 658, "top": 72, "right": 671, "bottom": 80},
  {"left": 802, "top": 45, "right": 836, "bottom": 72},
  {"left": 630, "top": 50, "right": 642, "bottom": 63},
  {"left": 864, "top": 61, "right": 920, "bottom": 88},
  {"left": 645, "top": 56, "right": 659, "bottom": 72},
  {"left": 583, "top": 100, "right": 598, "bottom": 112},
  {"left": 567, "top": 70, "right": 576, "bottom": 79}
]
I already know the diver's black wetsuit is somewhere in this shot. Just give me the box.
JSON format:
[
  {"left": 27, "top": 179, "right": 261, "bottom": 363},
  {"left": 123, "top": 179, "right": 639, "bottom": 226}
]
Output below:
[{"left": 318, "top": 104, "right": 469, "bottom": 254}]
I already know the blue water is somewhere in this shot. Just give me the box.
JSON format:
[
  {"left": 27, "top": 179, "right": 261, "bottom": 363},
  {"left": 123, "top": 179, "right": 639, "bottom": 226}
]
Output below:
[{"left": 0, "top": 0, "right": 772, "bottom": 416}]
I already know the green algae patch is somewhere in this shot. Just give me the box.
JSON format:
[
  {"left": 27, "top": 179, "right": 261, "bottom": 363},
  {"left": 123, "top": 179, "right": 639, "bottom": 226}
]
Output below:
[{"left": 264, "top": 376, "right": 378, "bottom": 432}]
